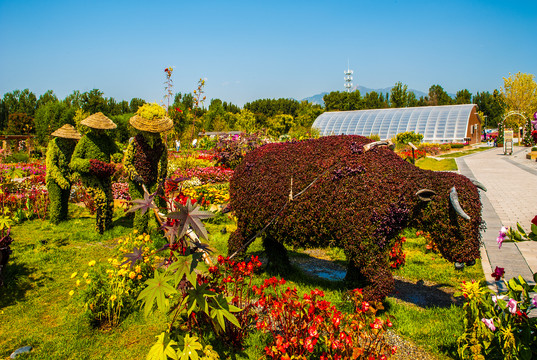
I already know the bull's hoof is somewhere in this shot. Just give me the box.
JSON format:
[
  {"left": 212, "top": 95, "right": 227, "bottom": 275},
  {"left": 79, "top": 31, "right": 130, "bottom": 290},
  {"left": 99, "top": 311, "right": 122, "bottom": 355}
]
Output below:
[{"left": 454, "top": 262, "right": 465, "bottom": 270}]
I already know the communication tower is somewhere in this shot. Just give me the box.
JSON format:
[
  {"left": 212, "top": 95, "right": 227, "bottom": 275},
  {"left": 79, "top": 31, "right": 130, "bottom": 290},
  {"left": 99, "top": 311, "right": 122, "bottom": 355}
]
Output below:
[{"left": 344, "top": 61, "right": 353, "bottom": 92}]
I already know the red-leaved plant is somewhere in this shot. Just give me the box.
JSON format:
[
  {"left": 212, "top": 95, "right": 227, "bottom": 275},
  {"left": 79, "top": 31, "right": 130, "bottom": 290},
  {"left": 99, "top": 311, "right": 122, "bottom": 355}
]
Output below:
[{"left": 254, "top": 280, "right": 396, "bottom": 359}]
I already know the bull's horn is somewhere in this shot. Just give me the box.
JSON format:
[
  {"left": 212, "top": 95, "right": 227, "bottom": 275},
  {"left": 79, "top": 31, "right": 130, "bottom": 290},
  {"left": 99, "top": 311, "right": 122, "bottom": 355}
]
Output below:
[
  {"left": 470, "top": 179, "right": 487, "bottom": 192},
  {"left": 449, "top": 187, "right": 471, "bottom": 220},
  {"left": 415, "top": 189, "right": 436, "bottom": 202},
  {"left": 363, "top": 141, "right": 389, "bottom": 152}
]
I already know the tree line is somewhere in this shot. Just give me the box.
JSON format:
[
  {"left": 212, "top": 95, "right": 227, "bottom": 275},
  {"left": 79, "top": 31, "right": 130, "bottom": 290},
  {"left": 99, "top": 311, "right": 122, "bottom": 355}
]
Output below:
[
  {"left": 323, "top": 82, "right": 505, "bottom": 128},
  {"left": 2, "top": 73, "right": 535, "bottom": 146}
]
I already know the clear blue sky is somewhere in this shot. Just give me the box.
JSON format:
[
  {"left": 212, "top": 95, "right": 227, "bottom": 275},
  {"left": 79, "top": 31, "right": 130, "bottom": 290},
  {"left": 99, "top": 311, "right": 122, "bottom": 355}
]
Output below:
[{"left": 1, "top": 0, "right": 536, "bottom": 106}]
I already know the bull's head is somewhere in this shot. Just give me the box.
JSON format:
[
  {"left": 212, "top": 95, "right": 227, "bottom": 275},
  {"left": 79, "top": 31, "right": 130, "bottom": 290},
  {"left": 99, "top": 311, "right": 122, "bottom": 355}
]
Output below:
[{"left": 413, "top": 174, "right": 485, "bottom": 270}]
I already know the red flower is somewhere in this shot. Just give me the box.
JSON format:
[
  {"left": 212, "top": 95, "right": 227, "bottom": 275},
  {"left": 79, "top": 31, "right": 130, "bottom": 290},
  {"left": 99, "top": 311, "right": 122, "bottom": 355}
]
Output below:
[
  {"left": 491, "top": 266, "right": 505, "bottom": 281},
  {"left": 531, "top": 215, "right": 537, "bottom": 227},
  {"left": 308, "top": 326, "right": 318, "bottom": 337},
  {"left": 175, "top": 107, "right": 183, "bottom": 113}
]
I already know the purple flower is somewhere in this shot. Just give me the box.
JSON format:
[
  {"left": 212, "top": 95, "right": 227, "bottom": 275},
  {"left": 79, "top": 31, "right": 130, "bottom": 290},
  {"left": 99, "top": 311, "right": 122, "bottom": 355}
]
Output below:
[
  {"left": 491, "top": 266, "right": 505, "bottom": 281},
  {"left": 508, "top": 299, "right": 517, "bottom": 314},
  {"left": 481, "top": 318, "right": 496, "bottom": 331},
  {"left": 499, "top": 226, "right": 508, "bottom": 236},
  {"left": 496, "top": 236, "right": 504, "bottom": 249},
  {"left": 532, "top": 296, "right": 537, "bottom": 307}
]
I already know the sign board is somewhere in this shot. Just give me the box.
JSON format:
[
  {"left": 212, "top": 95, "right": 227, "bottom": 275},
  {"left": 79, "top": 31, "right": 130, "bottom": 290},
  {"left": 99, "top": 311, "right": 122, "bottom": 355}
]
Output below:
[{"left": 504, "top": 129, "right": 513, "bottom": 155}]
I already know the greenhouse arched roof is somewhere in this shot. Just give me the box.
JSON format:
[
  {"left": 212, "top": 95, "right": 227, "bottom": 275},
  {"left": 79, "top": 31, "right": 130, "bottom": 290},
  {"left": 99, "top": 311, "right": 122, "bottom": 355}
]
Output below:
[{"left": 312, "top": 104, "right": 479, "bottom": 143}]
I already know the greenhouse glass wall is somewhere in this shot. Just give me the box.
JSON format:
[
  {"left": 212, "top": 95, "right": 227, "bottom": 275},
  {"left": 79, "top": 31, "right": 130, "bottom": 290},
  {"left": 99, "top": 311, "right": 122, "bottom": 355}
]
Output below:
[{"left": 312, "top": 104, "right": 482, "bottom": 144}]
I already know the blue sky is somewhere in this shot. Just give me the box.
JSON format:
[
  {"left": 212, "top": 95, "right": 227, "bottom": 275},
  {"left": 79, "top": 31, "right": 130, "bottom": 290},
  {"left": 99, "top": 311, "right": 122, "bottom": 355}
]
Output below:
[{"left": 1, "top": 0, "right": 536, "bottom": 106}]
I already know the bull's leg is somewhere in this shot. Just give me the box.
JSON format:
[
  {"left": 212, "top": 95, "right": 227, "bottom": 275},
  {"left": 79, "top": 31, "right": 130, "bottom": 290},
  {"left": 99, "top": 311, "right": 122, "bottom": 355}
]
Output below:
[
  {"left": 345, "top": 254, "right": 394, "bottom": 303},
  {"left": 262, "top": 235, "right": 291, "bottom": 275}
]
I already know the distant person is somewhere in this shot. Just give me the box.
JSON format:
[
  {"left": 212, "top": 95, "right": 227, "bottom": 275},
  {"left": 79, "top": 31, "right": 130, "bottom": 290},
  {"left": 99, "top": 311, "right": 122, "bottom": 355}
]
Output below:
[
  {"left": 175, "top": 139, "right": 181, "bottom": 152},
  {"left": 192, "top": 138, "right": 197, "bottom": 148}
]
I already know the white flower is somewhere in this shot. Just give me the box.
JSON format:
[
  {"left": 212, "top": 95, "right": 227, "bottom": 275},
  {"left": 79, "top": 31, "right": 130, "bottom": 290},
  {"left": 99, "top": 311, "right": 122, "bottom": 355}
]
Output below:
[{"left": 481, "top": 318, "right": 496, "bottom": 331}]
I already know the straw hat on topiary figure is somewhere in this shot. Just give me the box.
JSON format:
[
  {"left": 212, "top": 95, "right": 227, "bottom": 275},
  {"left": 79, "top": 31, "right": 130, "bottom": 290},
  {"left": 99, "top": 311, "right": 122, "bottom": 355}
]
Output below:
[
  {"left": 70, "top": 112, "right": 121, "bottom": 234},
  {"left": 46, "top": 124, "right": 81, "bottom": 224},
  {"left": 124, "top": 103, "right": 173, "bottom": 233}
]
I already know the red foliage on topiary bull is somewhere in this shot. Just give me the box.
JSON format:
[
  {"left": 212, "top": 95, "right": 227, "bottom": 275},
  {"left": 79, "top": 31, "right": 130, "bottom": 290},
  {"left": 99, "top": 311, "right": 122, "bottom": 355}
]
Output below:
[{"left": 228, "top": 135, "right": 484, "bottom": 301}]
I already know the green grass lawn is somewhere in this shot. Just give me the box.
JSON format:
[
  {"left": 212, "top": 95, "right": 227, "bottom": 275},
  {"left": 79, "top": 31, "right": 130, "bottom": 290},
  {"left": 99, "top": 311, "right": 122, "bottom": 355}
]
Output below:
[
  {"left": 415, "top": 157, "right": 458, "bottom": 171},
  {"left": 1, "top": 207, "right": 485, "bottom": 359},
  {"left": 437, "top": 146, "right": 493, "bottom": 158}
]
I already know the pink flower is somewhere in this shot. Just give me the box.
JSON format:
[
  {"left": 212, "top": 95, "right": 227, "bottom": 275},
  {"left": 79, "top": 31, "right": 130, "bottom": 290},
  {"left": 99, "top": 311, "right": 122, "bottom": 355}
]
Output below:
[
  {"left": 532, "top": 296, "right": 537, "bottom": 307},
  {"left": 508, "top": 299, "right": 517, "bottom": 314},
  {"left": 496, "top": 236, "right": 504, "bottom": 249},
  {"left": 481, "top": 318, "right": 496, "bottom": 331},
  {"left": 491, "top": 266, "right": 505, "bottom": 281},
  {"left": 499, "top": 226, "right": 508, "bottom": 236}
]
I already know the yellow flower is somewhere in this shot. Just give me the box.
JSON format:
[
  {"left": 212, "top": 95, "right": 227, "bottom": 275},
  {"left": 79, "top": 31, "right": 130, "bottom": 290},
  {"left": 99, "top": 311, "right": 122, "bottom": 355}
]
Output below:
[
  {"left": 69, "top": 290, "right": 75, "bottom": 296},
  {"left": 110, "top": 295, "right": 117, "bottom": 302},
  {"left": 133, "top": 229, "right": 138, "bottom": 234},
  {"left": 118, "top": 239, "right": 123, "bottom": 244},
  {"left": 138, "top": 235, "right": 144, "bottom": 240},
  {"left": 135, "top": 265, "right": 142, "bottom": 274},
  {"left": 70, "top": 272, "right": 78, "bottom": 279},
  {"left": 107, "top": 258, "right": 113, "bottom": 263},
  {"left": 85, "top": 279, "right": 91, "bottom": 284},
  {"left": 88, "top": 260, "right": 96, "bottom": 267},
  {"left": 137, "top": 275, "right": 142, "bottom": 280},
  {"left": 82, "top": 272, "right": 88, "bottom": 279},
  {"left": 118, "top": 269, "right": 126, "bottom": 276},
  {"left": 129, "top": 272, "right": 136, "bottom": 279},
  {"left": 76, "top": 280, "right": 81, "bottom": 287},
  {"left": 145, "top": 234, "right": 151, "bottom": 242}
]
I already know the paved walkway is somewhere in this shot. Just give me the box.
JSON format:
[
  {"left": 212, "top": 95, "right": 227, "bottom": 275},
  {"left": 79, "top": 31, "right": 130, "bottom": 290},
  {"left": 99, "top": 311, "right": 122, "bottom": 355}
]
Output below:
[{"left": 456, "top": 146, "right": 537, "bottom": 292}]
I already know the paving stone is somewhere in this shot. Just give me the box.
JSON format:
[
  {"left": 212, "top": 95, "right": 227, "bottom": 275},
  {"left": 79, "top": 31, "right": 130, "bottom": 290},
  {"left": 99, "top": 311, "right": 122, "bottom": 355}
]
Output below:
[{"left": 456, "top": 148, "right": 537, "bottom": 290}]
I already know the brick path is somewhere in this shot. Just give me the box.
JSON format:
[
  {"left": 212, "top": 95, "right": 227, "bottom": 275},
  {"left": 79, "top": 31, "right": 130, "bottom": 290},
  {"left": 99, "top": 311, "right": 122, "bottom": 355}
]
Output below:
[{"left": 456, "top": 146, "right": 537, "bottom": 292}]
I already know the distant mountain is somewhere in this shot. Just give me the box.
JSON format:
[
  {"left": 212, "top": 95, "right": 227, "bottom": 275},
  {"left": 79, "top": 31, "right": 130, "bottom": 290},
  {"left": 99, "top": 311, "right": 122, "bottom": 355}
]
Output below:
[{"left": 302, "top": 86, "right": 430, "bottom": 106}]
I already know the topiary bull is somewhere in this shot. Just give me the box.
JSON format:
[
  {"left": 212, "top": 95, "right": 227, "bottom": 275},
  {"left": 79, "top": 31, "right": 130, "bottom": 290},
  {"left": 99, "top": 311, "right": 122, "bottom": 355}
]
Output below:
[{"left": 228, "top": 135, "right": 484, "bottom": 301}]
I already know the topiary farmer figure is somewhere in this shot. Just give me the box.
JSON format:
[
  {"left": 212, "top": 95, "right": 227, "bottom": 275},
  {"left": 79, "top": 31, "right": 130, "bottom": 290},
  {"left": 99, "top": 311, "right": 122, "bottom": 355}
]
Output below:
[
  {"left": 70, "top": 113, "right": 121, "bottom": 234},
  {"left": 124, "top": 103, "right": 173, "bottom": 233},
  {"left": 46, "top": 124, "right": 81, "bottom": 224}
]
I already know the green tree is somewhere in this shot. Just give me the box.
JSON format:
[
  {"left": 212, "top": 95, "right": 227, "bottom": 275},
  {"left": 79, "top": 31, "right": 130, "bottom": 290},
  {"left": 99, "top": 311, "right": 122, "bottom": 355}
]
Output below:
[
  {"left": 455, "top": 89, "right": 472, "bottom": 104},
  {"left": 294, "top": 101, "right": 324, "bottom": 127},
  {"left": 428, "top": 84, "right": 452, "bottom": 106},
  {"left": 6, "top": 113, "right": 34, "bottom": 134},
  {"left": 81, "top": 89, "right": 107, "bottom": 114},
  {"left": 407, "top": 92, "right": 418, "bottom": 107},
  {"left": 64, "top": 90, "right": 83, "bottom": 109},
  {"left": 473, "top": 91, "right": 504, "bottom": 128},
  {"left": 2, "top": 89, "right": 37, "bottom": 118},
  {"left": 323, "top": 90, "right": 362, "bottom": 111},
  {"left": 235, "top": 109, "right": 257, "bottom": 133},
  {"left": 129, "top": 97, "right": 146, "bottom": 113},
  {"left": 37, "top": 90, "right": 59, "bottom": 109},
  {"left": 34, "top": 101, "right": 76, "bottom": 144},
  {"left": 266, "top": 114, "right": 294, "bottom": 137},
  {"left": 362, "top": 91, "right": 386, "bottom": 109},
  {"left": 390, "top": 82, "right": 409, "bottom": 108}
]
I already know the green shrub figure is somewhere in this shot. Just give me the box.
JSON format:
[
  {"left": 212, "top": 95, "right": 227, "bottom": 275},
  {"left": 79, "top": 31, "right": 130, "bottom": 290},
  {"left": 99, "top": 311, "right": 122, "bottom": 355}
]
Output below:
[
  {"left": 70, "top": 113, "right": 120, "bottom": 234},
  {"left": 124, "top": 104, "right": 173, "bottom": 233},
  {"left": 395, "top": 131, "right": 423, "bottom": 145},
  {"left": 46, "top": 124, "right": 81, "bottom": 224}
]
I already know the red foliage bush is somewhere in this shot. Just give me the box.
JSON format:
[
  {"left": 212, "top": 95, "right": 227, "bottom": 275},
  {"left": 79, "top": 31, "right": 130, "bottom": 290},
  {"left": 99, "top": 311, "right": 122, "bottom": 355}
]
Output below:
[
  {"left": 255, "top": 281, "right": 396, "bottom": 359},
  {"left": 229, "top": 135, "right": 483, "bottom": 301}
]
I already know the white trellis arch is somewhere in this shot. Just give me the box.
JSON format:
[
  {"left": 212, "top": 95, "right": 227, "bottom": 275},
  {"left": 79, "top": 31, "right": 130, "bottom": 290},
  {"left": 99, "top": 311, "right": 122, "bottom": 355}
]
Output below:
[{"left": 500, "top": 111, "right": 528, "bottom": 154}]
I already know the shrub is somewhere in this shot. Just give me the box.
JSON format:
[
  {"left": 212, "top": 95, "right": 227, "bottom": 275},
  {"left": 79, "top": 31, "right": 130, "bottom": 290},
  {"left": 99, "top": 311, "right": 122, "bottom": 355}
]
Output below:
[
  {"left": 214, "top": 132, "right": 269, "bottom": 169},
  {"left": 457, "top": 277, "right": 537, "bottom": 360},
  {"left": 394, "top": 131, "right": 423, "bottom": 145},
  {"left": 173, "top": 166, "right": 234, "bottom": 185},
  {"left": 69, "top": 231, "right": 161, "bottom": 327},
  {"left": 255, "top": 282, "right": 396, "bottom": 359}
]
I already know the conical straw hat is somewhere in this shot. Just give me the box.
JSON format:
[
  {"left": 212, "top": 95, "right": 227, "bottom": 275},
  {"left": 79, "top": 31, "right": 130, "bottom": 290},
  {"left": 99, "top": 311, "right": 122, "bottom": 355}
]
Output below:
[
  {"left": 129, "top": 115, "right": 173, "bottom": 133},
  {"left": 51, "top": 124, "right": 82, "bottom": 139},
  {"left": 81, "top": 112, "right": 117, "bottom": 130}
]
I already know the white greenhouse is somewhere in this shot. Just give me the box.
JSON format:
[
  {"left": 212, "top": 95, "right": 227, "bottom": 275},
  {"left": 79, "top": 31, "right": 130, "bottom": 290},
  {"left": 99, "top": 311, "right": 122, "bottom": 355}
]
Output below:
[{"left": 311, "top": 104, "right": 482, "bottom": 144}]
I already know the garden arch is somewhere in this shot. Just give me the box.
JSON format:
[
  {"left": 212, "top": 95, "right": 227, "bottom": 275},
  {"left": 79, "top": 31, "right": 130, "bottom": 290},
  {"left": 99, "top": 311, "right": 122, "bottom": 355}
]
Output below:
[{"left": 500, "top": 111, "right": 527, "bottom": 155}]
